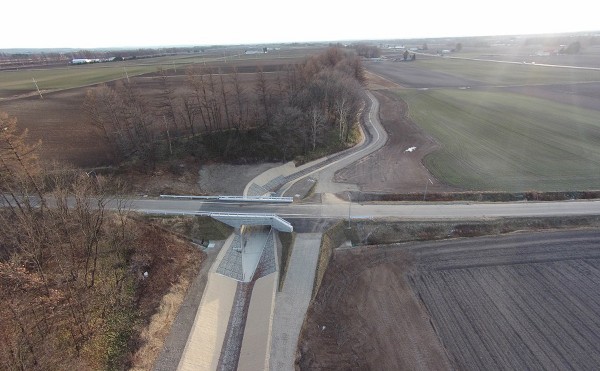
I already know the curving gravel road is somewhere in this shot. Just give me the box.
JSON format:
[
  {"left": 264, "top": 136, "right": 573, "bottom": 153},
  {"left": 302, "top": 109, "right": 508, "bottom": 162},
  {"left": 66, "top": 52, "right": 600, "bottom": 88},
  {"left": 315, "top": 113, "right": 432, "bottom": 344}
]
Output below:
[{"left": 278, "top": 90, "right": 388, "bottom": 195}]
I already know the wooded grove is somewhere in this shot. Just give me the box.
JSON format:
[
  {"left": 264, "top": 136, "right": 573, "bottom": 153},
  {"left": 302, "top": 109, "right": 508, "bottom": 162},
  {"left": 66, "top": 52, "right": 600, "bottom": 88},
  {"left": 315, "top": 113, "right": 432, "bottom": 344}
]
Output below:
[{"left": 83, "top": 47, "right": 367, "bottom": 166}]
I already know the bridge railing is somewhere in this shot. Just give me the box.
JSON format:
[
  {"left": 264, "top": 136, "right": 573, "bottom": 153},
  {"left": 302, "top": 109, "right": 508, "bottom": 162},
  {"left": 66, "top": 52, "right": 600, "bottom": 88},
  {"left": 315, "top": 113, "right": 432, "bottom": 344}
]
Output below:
[
  {"left": 160, "top": 194, "right": 293, "bottom": 203},
  {"left": 209, "top": 212, "right": 293, "bottom": 233}
]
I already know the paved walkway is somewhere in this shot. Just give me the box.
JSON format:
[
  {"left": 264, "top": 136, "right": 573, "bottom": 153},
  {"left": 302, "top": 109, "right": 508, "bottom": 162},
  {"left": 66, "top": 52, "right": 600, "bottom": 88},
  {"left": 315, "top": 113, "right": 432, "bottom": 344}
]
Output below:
[
  {"left": 238, "top": 272, "right": 277, "bottom": 371},
  {"left": 270, "top": 233, "right": 323, "bottom": 370},
  {"left": 177, "top": 235, "right": 238, "bottom": 371}
]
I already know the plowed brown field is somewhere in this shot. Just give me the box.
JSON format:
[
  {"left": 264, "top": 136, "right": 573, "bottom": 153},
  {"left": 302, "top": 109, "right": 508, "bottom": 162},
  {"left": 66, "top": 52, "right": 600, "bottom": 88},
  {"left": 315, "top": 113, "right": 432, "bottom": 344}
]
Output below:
[{"left": 297, "top": 230, "right": 600, "bottom": 370}]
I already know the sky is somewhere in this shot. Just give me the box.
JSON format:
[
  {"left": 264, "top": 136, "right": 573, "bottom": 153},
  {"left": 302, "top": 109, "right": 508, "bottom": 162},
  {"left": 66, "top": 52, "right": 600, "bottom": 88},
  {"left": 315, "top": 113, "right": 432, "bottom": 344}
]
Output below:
[{"left": 2, "top": 0, "right": 598, "bottom": 49}]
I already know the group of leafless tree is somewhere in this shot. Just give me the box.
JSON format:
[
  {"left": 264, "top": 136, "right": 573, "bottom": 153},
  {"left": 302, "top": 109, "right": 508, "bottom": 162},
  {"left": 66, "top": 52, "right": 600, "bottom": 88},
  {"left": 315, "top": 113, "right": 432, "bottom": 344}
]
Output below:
[
  {"left": 0, "top": 112, "right": 141, "bottom": 370},
  {"left": 354, "top": 43, "right": 382, "bottom": 58},
  {"left": 83, "top": 47, "right": 366, "bottom": 166}
]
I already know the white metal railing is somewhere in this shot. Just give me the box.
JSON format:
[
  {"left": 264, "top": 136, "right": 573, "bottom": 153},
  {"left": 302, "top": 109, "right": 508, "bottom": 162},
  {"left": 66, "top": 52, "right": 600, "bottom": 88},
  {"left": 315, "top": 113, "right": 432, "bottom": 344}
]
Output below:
[
  {"left": 160, "top": 194, "right": 293, "bottom": 203},
  {"left": 217, "top": 195, "right": 293, "bottom": 203},
  {"left": 159, "top": 195, "right": 217, "bottom": 199}
]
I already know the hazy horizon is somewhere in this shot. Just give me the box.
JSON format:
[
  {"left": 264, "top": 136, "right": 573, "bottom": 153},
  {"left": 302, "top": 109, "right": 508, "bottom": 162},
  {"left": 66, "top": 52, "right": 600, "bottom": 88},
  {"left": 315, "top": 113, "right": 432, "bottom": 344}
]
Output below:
[{"left": 3, "top": 0, "right": 599, "bottom": 49}]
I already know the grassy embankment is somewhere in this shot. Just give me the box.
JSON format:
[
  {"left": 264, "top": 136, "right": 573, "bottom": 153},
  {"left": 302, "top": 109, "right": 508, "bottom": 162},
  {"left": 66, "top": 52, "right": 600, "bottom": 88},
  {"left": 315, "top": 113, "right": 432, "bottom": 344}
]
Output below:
[
  {"left": 311, "top": 221, "right": 350, "bottom": 299},
  {"left": 345, "top": 215, "right": 600, "bottom": 246},
  {"left": 398, "top": 88, "right": 600, "bottom": 191},
  {"left": 143, "top": 215, "right": 233, "bottom": 243}
]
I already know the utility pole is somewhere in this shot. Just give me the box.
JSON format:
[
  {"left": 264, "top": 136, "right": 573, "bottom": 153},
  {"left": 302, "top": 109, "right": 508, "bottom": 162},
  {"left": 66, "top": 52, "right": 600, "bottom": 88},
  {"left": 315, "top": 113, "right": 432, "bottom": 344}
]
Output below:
[
  {"left": 347, "top": 192, "right": 352, "bottom": 229},
  {"left": 163, "top": 115, "right": 173, "bottom": 155},
  {"left": 32, "top": 77, "right": 43, "bottom": 99},
  {"left": 424, "top": 178, "right": 433, "bottom": 201},
  {"left": 123, "top": 67, "right": 130, "bottom": 83}
]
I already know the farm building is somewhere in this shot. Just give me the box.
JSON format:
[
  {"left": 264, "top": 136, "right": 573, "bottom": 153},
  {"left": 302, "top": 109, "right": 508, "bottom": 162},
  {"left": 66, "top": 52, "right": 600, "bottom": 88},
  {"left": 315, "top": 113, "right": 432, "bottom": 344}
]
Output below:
[
  {"left": 71, "top": 58, "right": 115, "bottom": 64},
  {"left": 71, "top": 58, "right": 100, "bottom": 64}
]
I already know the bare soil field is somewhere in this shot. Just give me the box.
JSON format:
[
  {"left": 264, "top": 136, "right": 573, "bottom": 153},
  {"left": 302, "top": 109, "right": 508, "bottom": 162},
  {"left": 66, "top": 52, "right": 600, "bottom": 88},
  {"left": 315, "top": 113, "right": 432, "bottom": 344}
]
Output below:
[
  {"left": 366, "top": 55, "right": 600, "bottom": 91},
  {"left": 0, "top": 61, "right": 299, "bottom": 168},
  {"left": 298, "top": 230, "right": 600, "bottom": 370},
  {"left": 0, "top": 88, "right": 111, "bottom": 167},
  {"left": 297, "top": 246, "right": 451, "bottom": 371},
  {"left": 365, "top": 56, "right": 479, "bottom": 88}
]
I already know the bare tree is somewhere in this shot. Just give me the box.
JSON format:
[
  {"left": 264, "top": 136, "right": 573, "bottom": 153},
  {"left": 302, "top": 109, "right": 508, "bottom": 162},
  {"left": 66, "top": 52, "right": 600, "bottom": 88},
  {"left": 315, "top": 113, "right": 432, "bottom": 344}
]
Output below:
[
  {"left": 333, "top": 76, "right": 362, "bottom": 143},
  {"left": 270, "top": 105, "right": 303, "bottom": 161},
  {"left": 116, "top": 80, "right": 153, "bottom": 148},
  {"left": 229, "top": 66, "right": 247, "bottom": 130},
  {"left": 83, "top": 88, "right": 121, "bottom": 159},
  {"left": 180, "top": 96, "right": 197, "bottom": 135},
  {"left": 186, "top": 66, "right": 210, "bottom": 132},
  {"left": 0, "top": 112, "right": 44, "bottom": 212},
  {"left": 308, "top": 104, "right": 325, "bottom": 151},
  {"left": 156, "top": 67, "right": 180, "bottom": 135},
  {"left": 205, "top": 71, "right": 222, "bottom": 131},
  {"left": 255, "top": 66, "right": 272, "bottom": 126},
  {"left": 284, "top": 64, "right": 300, "bottom": 103},
  {"left": 0, "top": 159, "right": 134, "bottom": 370},
  {"left": 218, "top": 71, "right": 232, "bottom": 130}
]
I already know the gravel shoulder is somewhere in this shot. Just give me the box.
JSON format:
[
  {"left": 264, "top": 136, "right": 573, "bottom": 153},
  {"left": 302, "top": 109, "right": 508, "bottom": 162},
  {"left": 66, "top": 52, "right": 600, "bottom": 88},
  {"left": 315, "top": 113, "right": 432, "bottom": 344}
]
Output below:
[{"left": 199, "top": 162, "right": 281, "bottom": 195}]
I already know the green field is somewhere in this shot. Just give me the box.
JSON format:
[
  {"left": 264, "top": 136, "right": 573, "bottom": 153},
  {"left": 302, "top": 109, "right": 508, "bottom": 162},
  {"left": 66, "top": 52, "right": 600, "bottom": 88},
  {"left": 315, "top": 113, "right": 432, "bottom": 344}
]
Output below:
[
  {"left": 398, "top": 89, "right": 600, "bottom": 191},
  {"left": 418, "top": 57, "right": 600, "bottom": 85},
  {"left": 0, "top": 48, "right": 317, "bottom": 98}
]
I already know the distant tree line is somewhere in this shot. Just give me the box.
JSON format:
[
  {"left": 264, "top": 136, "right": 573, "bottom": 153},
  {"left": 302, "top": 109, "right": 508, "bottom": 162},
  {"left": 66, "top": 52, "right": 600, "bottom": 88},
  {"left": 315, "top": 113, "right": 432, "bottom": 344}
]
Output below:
[
  {"left": 83, "top": 47, "right": 366, "bottom": 167},
  {"left": 353, "top": 44, "right": 381, "bottom": 58},
  {"left": 524, "top": 35, "right": 600, "bottom": 51}
]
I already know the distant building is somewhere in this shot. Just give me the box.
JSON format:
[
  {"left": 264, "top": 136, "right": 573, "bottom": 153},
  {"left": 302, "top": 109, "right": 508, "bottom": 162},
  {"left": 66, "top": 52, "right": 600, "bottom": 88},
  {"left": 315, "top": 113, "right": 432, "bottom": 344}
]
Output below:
[
  {"left": 71, "top": 57, "right": 114, "bottom": 65},
  {"left": 71, "top": 58, "right": 92, "bottom": 64},
  {"left": 71, "top": 58, "right": 102, "bottom": 64}
]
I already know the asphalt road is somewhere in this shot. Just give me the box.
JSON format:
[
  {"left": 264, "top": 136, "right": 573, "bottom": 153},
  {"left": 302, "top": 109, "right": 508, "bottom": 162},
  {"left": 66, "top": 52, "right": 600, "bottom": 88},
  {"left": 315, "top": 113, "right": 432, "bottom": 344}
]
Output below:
[{"left": 122, "top": 198, "right": 600, "bottom": 220}]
